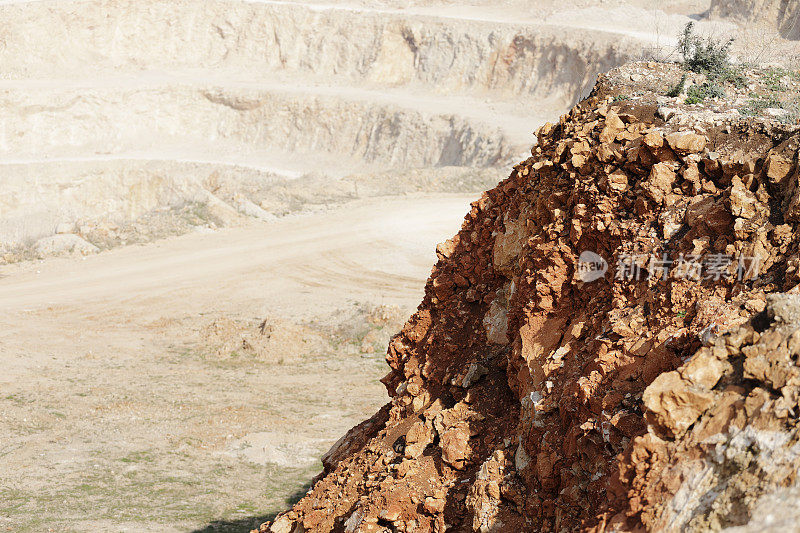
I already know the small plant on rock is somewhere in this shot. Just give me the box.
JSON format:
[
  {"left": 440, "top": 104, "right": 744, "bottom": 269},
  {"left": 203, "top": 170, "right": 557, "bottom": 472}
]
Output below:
[
  {"left": 666, "top": 73, "right": 687, "bottom": 97},
  {"left": 762, "top": 67, "right": 800, "bottom": 91},
  {"left": 741, "top": 93, "right": 782, "bottom": 116},
  {"left": 678, "top": 22, "right": 734, "bottom": 78},
  {"left": 668, "top": 23, "right": 746, "bottom": 102}
]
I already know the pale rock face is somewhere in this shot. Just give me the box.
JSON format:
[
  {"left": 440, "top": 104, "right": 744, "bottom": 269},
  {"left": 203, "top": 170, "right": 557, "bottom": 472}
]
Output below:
[
  {"left": 0, "top": 0, "right": 637, "bottom": 103},
  {"left": 55, "top": 222, "right": 77, "bottom": 234},
  {"left": 514, "top": 440, "right": 531, "bottom": 472},
  {"left": 235, "top": 196, "right": 276, "bottom": 221},
  {"left": 483, "top": 298, "right": 510, "bottom": 345},
  {"left": 33, "top": 234, "right": 99, "bottom": 257},
  {"left": 626, "top": 295, "right": 800, "bottom": 531},
  {"left": 404, "top": 421, "right": 434, "bottom": 459},
  {"left": 0, "top": 161, "right": 246, "bottom": 246},
  {"left": 0, "top": 86, "right": 514, "bottom": 170},
  {"left": 730, "top": 175, "right": 758, "bottom": 219},
  {"left": 643, "top": 162, "right": 677, "bottom": 203},
  {"left": 765, "top": 153, "right": 795, "bottom": 184},
  {"left": 468, "top": 454, "right": 506, "bottom": 533},
  {"left": 492, "top": 214, "right": 527, "bottom": 277},
  {"left": 0, "top": 0, "right": 652, "bottom": 255},
  {"left": 724, "top": 487, "right": 800, "bottom": 532},
  {"left": 367, "top": 24, "right": 417, "bottom": 86},
  {"left": 666, "top": 132, "right": 707, "bottom": 154},
  {"left": 440, "top": 423, "right": 470, "bottom": 468},
  {"left": 343, "top": 507, "right": 365, "bottom": 533},
  {"left": 645, "top": 426, "right": 800, "bottom": 532},
  {"left": 643, "top": 371, "right": 716, "bottom": 438},
  {"left": 710, "top": 0, "right": 800, "bottom": 39},
  {"left": 268, "top": 516, "right": 297, "bottom": 533},
  {"left": 484, "top": 281, "right": 513, "bottom": 344}
]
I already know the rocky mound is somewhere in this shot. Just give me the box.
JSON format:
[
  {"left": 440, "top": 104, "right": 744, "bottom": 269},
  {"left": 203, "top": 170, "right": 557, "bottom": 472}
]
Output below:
[{"left": 258, "top": 62, "right": 800, "bottom": 532}]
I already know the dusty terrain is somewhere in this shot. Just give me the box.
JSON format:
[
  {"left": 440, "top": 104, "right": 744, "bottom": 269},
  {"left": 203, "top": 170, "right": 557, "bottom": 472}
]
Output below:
[
  {"left": 0, "top": 0, "right": 797, "bottom": 531},
  {"left": 0, "top": 195, "right": 473, "bottom": 532}
]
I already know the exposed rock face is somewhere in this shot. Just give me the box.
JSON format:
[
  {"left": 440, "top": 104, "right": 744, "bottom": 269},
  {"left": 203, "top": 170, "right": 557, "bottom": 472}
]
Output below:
[
  {"left": 710, "top": 0, "right": 800, "bottom": 39},
  {"left": 0, "top": 0, "right": 638, "bottom": 104},
  {"left": 32, "top": 234, "right": 99, "bottom": 257},
  {"left": 614, "top": 294, "right": 800, "bottom": 532},
  {"left": 1, "top": 0, "right": 657, "bottom": 256},
  {"left": 0, "top": 87, "right": 514, "bottom": 170},
  {"left": 260, "top": 64, "right": 800, "bottom": 532}
]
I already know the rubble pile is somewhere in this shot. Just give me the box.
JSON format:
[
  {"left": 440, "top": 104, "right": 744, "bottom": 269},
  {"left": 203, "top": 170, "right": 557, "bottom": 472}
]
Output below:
[
  {"left": 614, "top": 293, "right": 800, "bottom": 531},
  {"left": 259, "top": 63, "right": 800, "bottom": 532}
]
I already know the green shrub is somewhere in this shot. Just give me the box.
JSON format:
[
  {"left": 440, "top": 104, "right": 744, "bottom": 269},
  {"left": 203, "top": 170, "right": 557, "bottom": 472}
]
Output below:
[
  {"left": 678, "top": 22, "right": 735, "bottom": 78},
  {"left": 718, "top": 67, "right": 748, "bottom": 88}
]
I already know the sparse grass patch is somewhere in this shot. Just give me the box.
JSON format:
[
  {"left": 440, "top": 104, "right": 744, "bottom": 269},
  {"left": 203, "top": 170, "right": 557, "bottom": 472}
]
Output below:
[
  {"left": 1, "top": 297, "right": 391, "bottom": 532},
  {"left": 717, "top": 66, "right": 747, "bottom": 89},
  {"left": 762, "top": 67, "right": 800, "bottom": 90},
  {"left": 685, "top": 82, "right": 725, "bottom": 104},
  {"left": 119, "top": 450, "right": 156, "bottom": 464},
  {"left": 733, "top": 67, "right": 800, "bottom": 124},
  {"left": 741, "top": 93, "right": 782, "bottom": 116},
  {"left": 0, "top": 456, "right": 317, "bottom": 531},
  {"left": 0, "top": 487, "right": 27, "bottom": 514},
  {"left": 666, "top": 73, "right": 687, "bottom": 97},
  {"left": 3, "top": 393, "right": 29, "bottom": 406}
]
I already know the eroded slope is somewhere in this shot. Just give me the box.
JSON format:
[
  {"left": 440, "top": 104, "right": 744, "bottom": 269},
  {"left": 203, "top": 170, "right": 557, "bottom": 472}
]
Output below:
[{"left": 260, "top": 62, "right": 800, "bottom": 532}]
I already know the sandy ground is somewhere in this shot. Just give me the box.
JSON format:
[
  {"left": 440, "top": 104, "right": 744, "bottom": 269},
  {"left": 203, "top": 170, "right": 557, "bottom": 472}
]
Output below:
[
  {"left": 1, "top": 1, "right": 792, "bottom": 531},
  {"left": 0, "top": 194, "right": 473, "bottom": 532}
]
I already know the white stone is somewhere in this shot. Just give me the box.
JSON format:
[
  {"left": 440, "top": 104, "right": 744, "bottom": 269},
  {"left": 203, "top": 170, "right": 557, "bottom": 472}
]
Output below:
[
  {"left": 55, "top": 222, "right": 76, "bottom": 234},
  {"left": 34, "top": 234, "right": 99, "bottom": 257}
]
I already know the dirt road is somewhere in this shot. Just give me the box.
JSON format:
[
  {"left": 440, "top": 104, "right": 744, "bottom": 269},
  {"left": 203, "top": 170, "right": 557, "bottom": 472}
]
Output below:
[
  {"left": 0, "top": 194, "right": 470, "bottom": 313},
  {"left": 0, "top": 194, "right": 473, "bottom": 532}
]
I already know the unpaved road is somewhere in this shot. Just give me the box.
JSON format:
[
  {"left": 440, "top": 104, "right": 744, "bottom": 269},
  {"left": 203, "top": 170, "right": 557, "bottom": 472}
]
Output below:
[
  {"left": 0, "top": 194, "right": 471, "bottom": 314},
  {"left": 0, "top": 194, "right": 473, "bottom": 532}
]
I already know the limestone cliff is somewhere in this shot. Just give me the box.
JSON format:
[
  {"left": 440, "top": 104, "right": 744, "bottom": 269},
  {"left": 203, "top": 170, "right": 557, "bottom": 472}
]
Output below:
[
  {"left": 710, "top": 0, "right": 799, "bottom": 40},
  {"left": 1, "top": 0, "right": 652, "bottom": 256}
]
